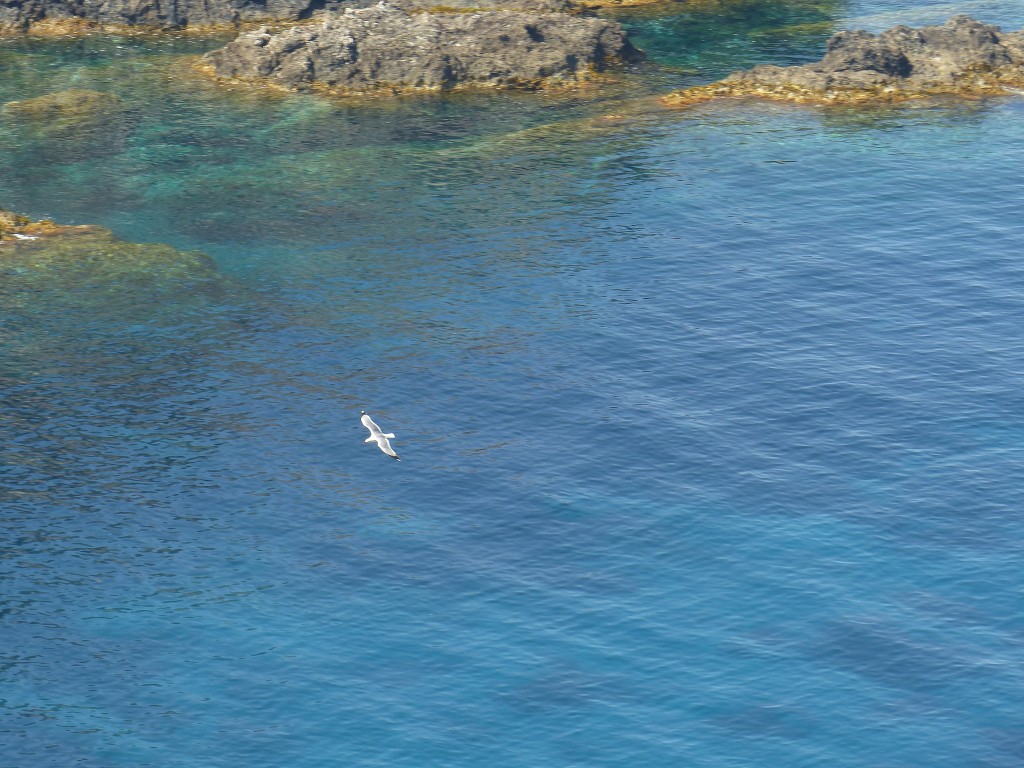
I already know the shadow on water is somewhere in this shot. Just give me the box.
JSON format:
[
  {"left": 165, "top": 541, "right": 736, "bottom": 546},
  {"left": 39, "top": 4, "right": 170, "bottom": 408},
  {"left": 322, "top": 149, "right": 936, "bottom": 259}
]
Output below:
[{"left": 810, "top": 617, "right": 993, "bottom": 694}]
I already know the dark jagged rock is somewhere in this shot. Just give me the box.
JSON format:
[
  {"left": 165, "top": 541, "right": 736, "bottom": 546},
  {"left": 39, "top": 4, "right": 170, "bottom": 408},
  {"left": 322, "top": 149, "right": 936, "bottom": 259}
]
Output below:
[
  {"left": 202, "top": 3, "right": 641, "bottom": 92},
  {"left": 0, "top": 0, "right": 575, "bottom": 33},
  {"left": 664, "top": 16, "right": 1024, "bottom": 107}
]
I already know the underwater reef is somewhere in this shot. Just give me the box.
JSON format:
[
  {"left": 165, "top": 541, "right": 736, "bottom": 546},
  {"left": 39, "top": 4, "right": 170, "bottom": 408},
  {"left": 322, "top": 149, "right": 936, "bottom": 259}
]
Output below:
[
  {"left": 0, "top": 208, "right": 221, "bottom": 301},
  {"left": 2, "top": 89, "right": 139, "bottom": 161},
  {"left": 663, "top": 15, "right": 1024, "bottom": 106}
]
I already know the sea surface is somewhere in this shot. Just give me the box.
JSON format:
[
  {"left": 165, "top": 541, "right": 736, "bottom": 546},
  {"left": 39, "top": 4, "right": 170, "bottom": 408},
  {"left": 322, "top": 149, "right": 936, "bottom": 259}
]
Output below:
[{"left": 3, "top": 1, "right": 1024, "bottom": 766}]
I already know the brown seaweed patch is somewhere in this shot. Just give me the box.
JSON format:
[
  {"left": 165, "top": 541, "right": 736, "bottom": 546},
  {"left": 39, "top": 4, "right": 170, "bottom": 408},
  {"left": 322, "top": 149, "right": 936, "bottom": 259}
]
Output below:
[
  {"left": 0, "top": 209, "right": 34, "bottom": 238},
  {"left": 0, "top": 208, "right": 91, "bottom": 241},
  {"left": 22, "top": 17, "right": 105, "bottom": 36},
  {"left": 662, "top": 69, "right": 1024, "bottom": 108}
]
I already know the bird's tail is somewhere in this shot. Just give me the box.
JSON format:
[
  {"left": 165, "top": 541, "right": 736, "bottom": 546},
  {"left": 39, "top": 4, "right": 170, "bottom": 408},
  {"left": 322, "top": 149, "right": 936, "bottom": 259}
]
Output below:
[{"left": 383, "top": 433, "right": 395, "bottom": 439}]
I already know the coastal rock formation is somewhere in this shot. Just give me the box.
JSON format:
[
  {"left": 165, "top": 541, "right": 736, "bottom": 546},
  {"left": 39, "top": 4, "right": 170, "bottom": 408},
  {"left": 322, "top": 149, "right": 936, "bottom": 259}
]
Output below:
[
  {"left": 0, "top": 0, "right": 327, "bottom": 32},
  {"left": 203, "top": 4, "right": 640, "bottom": 92},
  {"left": 663, "top": 16, "right": 1024, "bottom": 107},
  {"left": 0, "top": 0, "right": 575, "bottom": 33}
]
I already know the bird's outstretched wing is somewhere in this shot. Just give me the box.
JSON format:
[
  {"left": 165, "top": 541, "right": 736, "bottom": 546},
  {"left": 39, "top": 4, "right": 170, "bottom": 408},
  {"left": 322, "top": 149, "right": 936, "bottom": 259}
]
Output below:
[
  {"left": 376, "top": 435, "right": 400, "bottom": 460},
  {"left": 361, "top": 413, "right": 382, "bottom": 435}
]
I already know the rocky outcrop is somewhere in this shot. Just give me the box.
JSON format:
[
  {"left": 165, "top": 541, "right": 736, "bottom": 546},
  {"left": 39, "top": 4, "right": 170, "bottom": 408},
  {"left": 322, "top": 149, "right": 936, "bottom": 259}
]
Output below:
[
  {"left": 0, "top": 207, "right": 89, "bottom": 241},
  {"left": 663, "top": 16, "right": 1024, "bottom": 107},
  {"left": 0, "top": 0, "right": 323, "bottom": 32},
  {"left": 202, "top": 3, "right": 641, "bottom": 92},
  {"left": 0, "top": 0, "right": 575, "bottom": 33}
]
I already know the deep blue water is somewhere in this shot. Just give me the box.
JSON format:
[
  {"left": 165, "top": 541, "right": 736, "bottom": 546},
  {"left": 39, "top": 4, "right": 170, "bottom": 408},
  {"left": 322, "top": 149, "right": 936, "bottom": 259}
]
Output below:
[{"left": 3, "top": 1, "right": 1024, "bottom": 766}]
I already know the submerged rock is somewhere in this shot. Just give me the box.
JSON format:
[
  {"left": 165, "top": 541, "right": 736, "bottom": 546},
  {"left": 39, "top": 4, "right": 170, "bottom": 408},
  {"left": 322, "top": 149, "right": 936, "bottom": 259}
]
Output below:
[
  {"left": 4, "top": 88, "right": 123, "bottom": 117},
  {"left": 3, "top": 89, "right": 139, "bottom": 160},
  {"left": 663, "top": 16, "right": 1024, "bottom": 107},
  {"left": 202, "top": 4, "right": 641, "bottom": 93},
  {"left": 0, "top": 208, "right": 221, "bottom": 300}
]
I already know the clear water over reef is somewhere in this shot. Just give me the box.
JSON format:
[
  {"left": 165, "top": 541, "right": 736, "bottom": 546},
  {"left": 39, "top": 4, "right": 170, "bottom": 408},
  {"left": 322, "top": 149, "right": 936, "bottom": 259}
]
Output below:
[{"left": 3, "top": 1, "right": 1024, "bottom": 766}]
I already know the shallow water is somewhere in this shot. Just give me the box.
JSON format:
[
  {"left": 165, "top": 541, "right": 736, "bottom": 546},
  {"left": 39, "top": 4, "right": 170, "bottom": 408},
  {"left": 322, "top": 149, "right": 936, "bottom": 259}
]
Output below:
[{"left": 3, "top": 2, "right": 1024, "bottom": 766}]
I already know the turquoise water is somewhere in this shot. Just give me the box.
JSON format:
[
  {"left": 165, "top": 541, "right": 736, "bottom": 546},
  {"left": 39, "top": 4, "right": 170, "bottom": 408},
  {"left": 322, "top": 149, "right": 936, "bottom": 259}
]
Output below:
[{"left": 4, "top": 2, "right": 1024, "bottom": 766}]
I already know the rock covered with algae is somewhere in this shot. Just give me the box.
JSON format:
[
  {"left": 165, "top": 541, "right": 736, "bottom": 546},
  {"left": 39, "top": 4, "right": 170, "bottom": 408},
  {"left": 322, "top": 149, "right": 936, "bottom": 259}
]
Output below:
[
  {"left": 3, "top": 89, "right": 139, "bottom": 160},
  {"left": 663, "top": 16, "right": 1024, "bottom": 107},
  {"left": 0, "top": 208, "right": 222, "bottom": 306},
  {"left": 0, "top": 208, "right": 84, "bottom": 241},
  {"left": 6, "top": 87, "right": 119, "bottom": 113},
  {"left": 202, "top": 3, "right": 641, "bottom": 93}
]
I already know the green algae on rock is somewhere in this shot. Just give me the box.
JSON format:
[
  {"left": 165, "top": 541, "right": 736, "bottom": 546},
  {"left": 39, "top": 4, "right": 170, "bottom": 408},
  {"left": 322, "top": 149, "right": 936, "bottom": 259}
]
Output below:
[
  {"left": 662, "top": 15, "right": 1024, "bottom": 108},
  {"left": 3, "top": 88, "right": 127, "bottom": 119}
]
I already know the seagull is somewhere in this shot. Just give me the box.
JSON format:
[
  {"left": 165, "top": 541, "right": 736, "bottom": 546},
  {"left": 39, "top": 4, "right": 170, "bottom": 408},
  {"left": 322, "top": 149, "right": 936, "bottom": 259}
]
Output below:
[
  {"left": 12, "top": 233, "right": 38, "bottom": 240},
  {"left": 361, "top": 411, "right": 400, "bottom": 460}
]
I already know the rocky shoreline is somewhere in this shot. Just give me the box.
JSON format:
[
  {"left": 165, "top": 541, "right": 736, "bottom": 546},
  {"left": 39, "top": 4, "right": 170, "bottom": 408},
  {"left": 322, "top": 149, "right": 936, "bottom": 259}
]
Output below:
[
  {"left": 0, "top": 0, "right": 643, "bottom": 35},
  {"left": 201, "top": 3, "right": 641, "bottom": 93},
  {"left": 663, "top": 15, "right": 1024, "bottom": 107},
  {"left": 6, "top": 0, "right": 1023, "bottom": 105}
]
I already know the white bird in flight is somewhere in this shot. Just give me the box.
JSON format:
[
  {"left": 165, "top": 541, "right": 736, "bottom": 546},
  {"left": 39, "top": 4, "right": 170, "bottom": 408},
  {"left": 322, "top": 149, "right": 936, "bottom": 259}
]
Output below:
[{"left": 361, "top": 411, "right": 400, "bottom": 460}]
